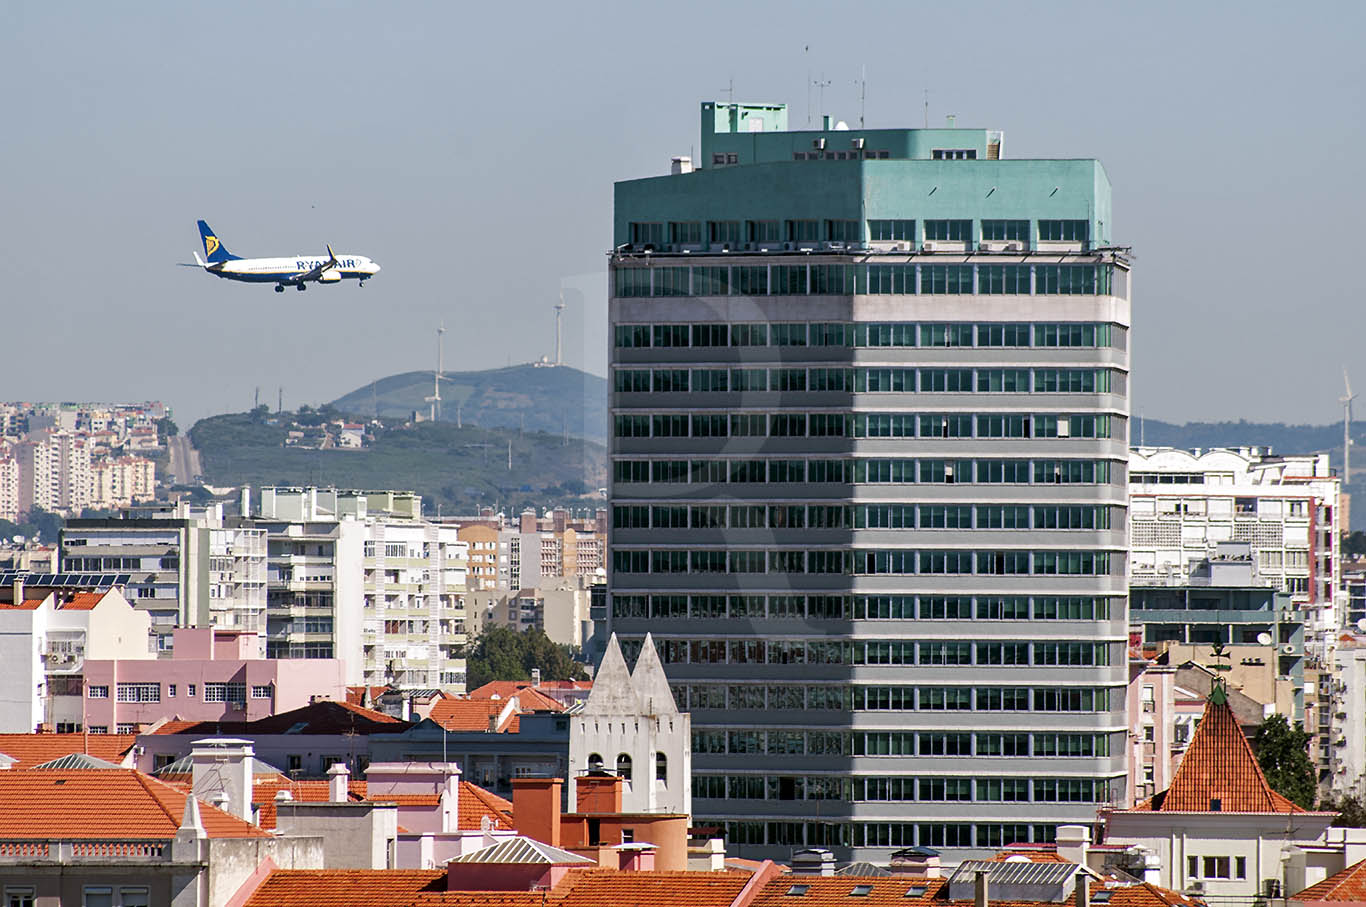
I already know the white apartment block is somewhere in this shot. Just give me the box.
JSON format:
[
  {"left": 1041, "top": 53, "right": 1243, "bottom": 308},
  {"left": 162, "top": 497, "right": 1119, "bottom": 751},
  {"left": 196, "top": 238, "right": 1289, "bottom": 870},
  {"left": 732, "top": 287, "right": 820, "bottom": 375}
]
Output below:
[
  {"left": 0, "top": 453, "right": 19, "bottom": 523},
  {"left": 255, "top": 487, "right": 469, "bottom": 692},
  {"left": 90, "top": 455, "right": 157, "bottom": 510},
  {"left": 61, "top": 502, "right": 267, "bottom": 652},
  {"left": 1130, "top": 447, "right": 1343, "bottom": 650},
  {"left": 17, "top": 431, "right": 92, "bottom": 517}
]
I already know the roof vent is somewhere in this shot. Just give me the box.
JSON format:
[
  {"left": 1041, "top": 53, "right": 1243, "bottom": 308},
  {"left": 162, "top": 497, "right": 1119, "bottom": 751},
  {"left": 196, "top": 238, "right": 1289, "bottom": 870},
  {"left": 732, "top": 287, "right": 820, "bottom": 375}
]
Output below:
[{"left": 1210, "top": 798, "right": 1222, "bottom": 811}]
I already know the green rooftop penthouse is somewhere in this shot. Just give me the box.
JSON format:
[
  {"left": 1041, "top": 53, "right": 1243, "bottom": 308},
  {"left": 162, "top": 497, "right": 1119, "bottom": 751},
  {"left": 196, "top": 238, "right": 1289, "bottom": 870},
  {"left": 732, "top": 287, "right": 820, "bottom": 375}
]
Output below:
[{"left": 615, "top": 101, "right": 1113, "bottom": 253}]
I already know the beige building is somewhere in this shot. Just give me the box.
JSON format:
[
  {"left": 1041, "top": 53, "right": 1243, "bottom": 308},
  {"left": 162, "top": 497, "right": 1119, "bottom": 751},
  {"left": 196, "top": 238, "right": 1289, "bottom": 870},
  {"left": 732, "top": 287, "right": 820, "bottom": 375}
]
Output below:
[{"left": 466, "top": 576, "right": 594, "bottom": 649}]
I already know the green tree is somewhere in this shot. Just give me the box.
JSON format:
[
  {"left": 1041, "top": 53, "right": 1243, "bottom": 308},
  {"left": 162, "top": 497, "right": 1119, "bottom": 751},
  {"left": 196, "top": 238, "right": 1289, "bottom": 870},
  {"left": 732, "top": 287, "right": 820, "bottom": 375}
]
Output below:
[
  {"left": 464, "top": 625, "right": 587, "bottom": 690},
  {"left": 249, "top": 404, "right": 271, "bottom": 422},
  {"left": 1254, "top": 714, "right": 1317, "bottom": 808},
  {"left": 1320, "top": 794, "right": 1366, "bottom": 826},
  {"left": 156, "top": 416, "right": 179, "bottom": 438}
]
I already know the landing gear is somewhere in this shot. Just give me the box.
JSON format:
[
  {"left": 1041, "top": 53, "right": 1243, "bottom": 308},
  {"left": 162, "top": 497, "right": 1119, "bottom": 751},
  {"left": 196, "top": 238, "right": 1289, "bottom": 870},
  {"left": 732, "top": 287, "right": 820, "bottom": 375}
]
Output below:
[
  {"left": 274, "top": 285, "right": 284, "bottom": 293},
  {"left": 358, "top": 280, "right": 366, "bottom": 288},
  {"left": 296, "top": 283, "right": 306, "bottom": 291}
]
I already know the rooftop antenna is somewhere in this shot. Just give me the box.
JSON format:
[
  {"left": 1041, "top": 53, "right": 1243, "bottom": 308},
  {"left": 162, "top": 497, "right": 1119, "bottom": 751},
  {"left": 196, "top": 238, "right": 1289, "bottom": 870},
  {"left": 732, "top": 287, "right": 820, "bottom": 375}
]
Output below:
[
  {"left": 857, "top": 64, "right": 866, "bottom": 128},
  {"left": 804, "top": 44, "right": 811, "bottom": 127},
  {"left": 1342, "top": 368, "right": 1356, "bottom": 485},
  {"left": 277, "top": 387, "right": 283, "bottom": 415},
  {"left": 554, "top": 294, "right": 566, "bottom": 367},
  {"left": 254, "top": 387, "right": 260, "bottom": 410},
  {"left": 813, "top": 74, "right": 831, "bottom": 121},
  {"left": 507, "top": 439, "right": 512, "bottom": 471},
  {"left": 721, "top": 77, "right": 734, "bottom": 107},
  {"left": 923, "top": 89, "right": 928, "bottom": 129}
]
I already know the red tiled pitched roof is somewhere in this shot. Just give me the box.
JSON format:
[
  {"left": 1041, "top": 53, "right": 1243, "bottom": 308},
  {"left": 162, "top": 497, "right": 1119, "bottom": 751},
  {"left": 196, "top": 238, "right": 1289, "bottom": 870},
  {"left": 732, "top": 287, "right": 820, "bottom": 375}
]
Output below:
[
  {"left": 458, "top": 782, "right": 514, "bottom": 831},
  {"left": 253, "top": 778, "right": 369, "bottom": 830},
  {"left": 1129, "top": 693, "right": 1307, "bottom": 813},
  {"left": 0, "top": 769, "right": 270, "bottom": 839},
  {"left": 0, "top": 599, "right": 45, "bottom": 610},
  {"left": 548, "top": 868, "right": 751, "bottom": 907},
  {"left": 429, "top": 698, "right": 517, "bottom": 732},
  {"left": 467, "top": 682, "right": 566, "bottom": 712},
  {"left": 60, "top": 591, "right": 106, "bottom": 610},
  {"left": 0, "top": 733, "right": 136, "bottom": 769},
  {"left": 1292, "top": 856, "right": 1366, "bottom": 901},
  {"left": 751, "top": 878, "right": 1200, "bottom": 907},
  {"left": 149, "top": 700, "right": 408, "bottom": 736},
  {"left": 345, "top": 685, "right": 392, "bottom": 707}
]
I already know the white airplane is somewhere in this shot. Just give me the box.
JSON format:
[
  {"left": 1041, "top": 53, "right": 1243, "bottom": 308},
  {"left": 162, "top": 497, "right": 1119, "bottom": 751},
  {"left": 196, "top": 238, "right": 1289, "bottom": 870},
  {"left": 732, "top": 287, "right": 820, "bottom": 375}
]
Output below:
[{"left": 189, "top": 220, "right": 381, "bottom": 292}]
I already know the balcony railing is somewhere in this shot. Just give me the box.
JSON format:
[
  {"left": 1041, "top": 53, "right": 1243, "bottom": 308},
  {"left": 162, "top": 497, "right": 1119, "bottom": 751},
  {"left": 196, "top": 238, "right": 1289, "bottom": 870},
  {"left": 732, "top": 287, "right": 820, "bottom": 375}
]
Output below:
[{"left": 0, "top": 839, "right": 172, "bottom": 862}]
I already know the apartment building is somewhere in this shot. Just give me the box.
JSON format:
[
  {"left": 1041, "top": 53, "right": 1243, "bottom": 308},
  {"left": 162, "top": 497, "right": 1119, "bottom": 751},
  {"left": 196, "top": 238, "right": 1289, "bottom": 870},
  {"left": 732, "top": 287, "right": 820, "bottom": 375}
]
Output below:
[
  {"left": 607, "top": 102, "right": 1131, "bottom": 859},
  {"left": 60, "top": 502, "right": 267, "bottom": 652},
  {"left": 16, "top": 430, "right": 92, "bottom": 516},
  {"left": 1129, "top": 447, "right": 1343, "bottom": 651},
  {"left": 251, "top": 487, "right": 469, "bottom": 691}
]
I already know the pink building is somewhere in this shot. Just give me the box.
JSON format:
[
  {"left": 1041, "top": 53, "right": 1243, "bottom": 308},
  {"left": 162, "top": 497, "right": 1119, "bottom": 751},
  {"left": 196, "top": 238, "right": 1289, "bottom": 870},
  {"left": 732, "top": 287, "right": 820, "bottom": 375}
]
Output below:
[{"left": 78, "top": 627, "right": 345, "bottom": 732}]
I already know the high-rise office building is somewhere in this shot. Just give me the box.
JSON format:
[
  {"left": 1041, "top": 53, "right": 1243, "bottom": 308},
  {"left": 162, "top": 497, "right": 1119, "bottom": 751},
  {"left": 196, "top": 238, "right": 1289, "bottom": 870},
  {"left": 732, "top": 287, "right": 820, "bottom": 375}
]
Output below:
[{"left": 607, "top": 102, "right": 1132, "bottom": 859}]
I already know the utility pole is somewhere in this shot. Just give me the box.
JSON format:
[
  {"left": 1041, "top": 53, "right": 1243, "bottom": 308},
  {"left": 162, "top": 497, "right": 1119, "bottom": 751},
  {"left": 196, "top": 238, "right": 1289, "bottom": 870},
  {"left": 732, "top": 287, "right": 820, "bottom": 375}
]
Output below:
[
  {"left": 554, "top": 295, "right": 565, "bottom": 367},
  {"left": 277, "top": 387, "right": 283, "bottom": 415}
]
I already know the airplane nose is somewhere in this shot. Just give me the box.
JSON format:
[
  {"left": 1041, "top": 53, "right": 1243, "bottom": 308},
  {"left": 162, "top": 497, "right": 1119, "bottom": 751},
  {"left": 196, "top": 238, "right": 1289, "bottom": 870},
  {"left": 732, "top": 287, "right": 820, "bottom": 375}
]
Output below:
[{"left": 372, "top": 262, "right": 382, "bottom": 273}]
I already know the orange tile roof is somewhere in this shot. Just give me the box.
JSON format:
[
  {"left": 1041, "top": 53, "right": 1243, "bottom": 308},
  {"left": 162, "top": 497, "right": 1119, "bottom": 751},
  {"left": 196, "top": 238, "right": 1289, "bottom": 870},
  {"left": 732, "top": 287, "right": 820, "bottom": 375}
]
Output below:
[
  {"left": 345, "top": 685, "right": 392, "bottom": 707},
  {"left": 1127, "top": 693, "right": 1309, "bottom": 813},
  {"left": 750, "top": 878, "right": 1200, "bottom": 907},
  {"left": 459, "top": 782, "right": 514, "bottom": 831},
  {"left": 0, "top": 599, "right": 45, "bottom": 610},
  {"left": 150, "top": 700, "right": 408, "bottom": 736},
  {"left": 1291, "top": 856, "right": 1366, "bottom": 901},
  {"left": 0, "top": 733, "right": 136, "bottom": 769},
  {"left": 253, "top": 778, "right": 369, "bottom": 830},
  {"left": 467, "top": 682, "right": 566, "bottom": 713},
  {"left": 0, "top": 769, "right": 270, "bottom": 840},
  {"left": 429, "top": 698, "right": 516, "bottom": 732},
  {"left": 548, "top": 868, "right": 750, "bottom": 906},
  {"left": 60, "top": 591, "right": 106, "bottom": 610}
]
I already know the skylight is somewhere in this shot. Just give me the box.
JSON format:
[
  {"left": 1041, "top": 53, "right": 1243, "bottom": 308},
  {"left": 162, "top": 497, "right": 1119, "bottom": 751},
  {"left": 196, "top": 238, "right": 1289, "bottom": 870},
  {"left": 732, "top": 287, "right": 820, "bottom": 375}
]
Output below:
[
  {"left": 787, "top": 884, "right": 809, "bottom": 897},
  {"left": 905, "top": 886, "right": 929, "bottom": 898},
  {"left": 850, "top": 885, "right": 874, "bottom": 897}
]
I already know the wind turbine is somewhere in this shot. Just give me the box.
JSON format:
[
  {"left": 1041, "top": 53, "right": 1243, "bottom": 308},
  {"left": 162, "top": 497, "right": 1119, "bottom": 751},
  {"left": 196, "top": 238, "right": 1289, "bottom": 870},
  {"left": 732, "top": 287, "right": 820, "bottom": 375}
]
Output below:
[
  {"left": 1343, "top": 368, "right": 1356, "bottom": 485},
  {"left": 425, "top": 323, "right": 446, "bottom": 422}
]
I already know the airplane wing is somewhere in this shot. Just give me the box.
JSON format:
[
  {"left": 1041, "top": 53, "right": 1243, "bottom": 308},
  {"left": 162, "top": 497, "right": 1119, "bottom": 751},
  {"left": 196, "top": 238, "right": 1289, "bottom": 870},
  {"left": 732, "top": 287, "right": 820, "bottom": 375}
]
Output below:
[{"left": 286, "top": 245, "right": 340, "bottom": 284}]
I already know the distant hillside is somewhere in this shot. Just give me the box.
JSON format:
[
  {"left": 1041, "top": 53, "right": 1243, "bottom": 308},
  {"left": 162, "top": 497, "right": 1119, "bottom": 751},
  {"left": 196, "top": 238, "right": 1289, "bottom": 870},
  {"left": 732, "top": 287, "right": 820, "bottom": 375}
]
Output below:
[
  {"left": 1139, "top": 418, "right": 1355, "bottom": 455},
  {"left": 331, "top": 365, "right": 607, "bottom": 443},
  {"left": 189, "top": 412, "right": 606, "bottom": 515}
]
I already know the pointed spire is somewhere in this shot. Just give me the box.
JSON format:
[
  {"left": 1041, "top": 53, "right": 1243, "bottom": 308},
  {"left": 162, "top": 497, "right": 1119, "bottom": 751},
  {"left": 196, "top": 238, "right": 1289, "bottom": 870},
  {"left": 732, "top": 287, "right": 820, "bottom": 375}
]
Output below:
[
  {"left": 1156, "top": 693, "right": 1292, "bottom": 812},
  {"left": 178, "top": 794, "right": 207, "bottom": 839},
  {"left": 630, "top": 633, "right": 678, "bottom": 716},
  {"left": 580, "top": 633, "right": 642, "bottom": 715}
]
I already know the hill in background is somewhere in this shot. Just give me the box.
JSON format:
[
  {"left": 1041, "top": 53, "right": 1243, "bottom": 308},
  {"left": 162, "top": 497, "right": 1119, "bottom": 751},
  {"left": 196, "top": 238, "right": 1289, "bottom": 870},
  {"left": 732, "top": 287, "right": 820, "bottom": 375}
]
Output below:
[
  {"left": 330, "top": 364, "right": 607, "bottom": 442},
  {"left": 189, "top": 411, "right": 606, "bottom": 515}
]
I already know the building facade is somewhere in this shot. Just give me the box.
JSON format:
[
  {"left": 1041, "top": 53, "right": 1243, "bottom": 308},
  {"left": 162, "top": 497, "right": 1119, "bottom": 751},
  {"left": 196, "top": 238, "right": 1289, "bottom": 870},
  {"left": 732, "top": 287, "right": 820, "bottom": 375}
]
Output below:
[{"left": 607, "top": 102, "right": 1131, "bottom": 859}]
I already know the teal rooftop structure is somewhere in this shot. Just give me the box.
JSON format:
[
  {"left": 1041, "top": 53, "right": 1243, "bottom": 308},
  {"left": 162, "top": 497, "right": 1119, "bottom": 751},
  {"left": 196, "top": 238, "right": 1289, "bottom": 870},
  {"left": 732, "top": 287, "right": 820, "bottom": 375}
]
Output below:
[{"left": 615, "top": 101, "right": 1114, "bottom": 254}]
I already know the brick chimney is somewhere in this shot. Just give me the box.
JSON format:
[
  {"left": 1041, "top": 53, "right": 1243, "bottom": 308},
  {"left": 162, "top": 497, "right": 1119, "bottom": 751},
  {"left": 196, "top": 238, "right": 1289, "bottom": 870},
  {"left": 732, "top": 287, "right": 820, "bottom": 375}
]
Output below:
[
  {"left": 512, "top": 777, "right": 563, "bottom": 848},
  {"left": 574, "top": 772, "right": 623, "bottom": 814}
]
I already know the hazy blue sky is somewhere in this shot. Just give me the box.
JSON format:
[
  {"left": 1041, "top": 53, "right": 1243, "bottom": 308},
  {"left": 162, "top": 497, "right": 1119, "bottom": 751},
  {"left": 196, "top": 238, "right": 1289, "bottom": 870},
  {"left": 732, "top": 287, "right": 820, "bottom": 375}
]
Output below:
[{"left": 3, "top": 1, "right": 1363, "bottom": 427}]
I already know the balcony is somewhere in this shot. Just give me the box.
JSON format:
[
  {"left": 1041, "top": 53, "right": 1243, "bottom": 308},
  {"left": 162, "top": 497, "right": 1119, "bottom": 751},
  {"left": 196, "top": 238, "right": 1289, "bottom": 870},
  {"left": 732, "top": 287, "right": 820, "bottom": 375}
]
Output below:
[{"left": 0, "top": 839, "right": 173, "bottom": 863}]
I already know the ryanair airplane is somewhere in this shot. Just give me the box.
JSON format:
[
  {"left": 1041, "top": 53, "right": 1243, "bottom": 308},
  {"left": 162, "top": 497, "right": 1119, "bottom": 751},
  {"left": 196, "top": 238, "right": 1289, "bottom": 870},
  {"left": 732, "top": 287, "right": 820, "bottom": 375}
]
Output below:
[{"left": 189, "top": 220, "right": 381, "bottom": 292}]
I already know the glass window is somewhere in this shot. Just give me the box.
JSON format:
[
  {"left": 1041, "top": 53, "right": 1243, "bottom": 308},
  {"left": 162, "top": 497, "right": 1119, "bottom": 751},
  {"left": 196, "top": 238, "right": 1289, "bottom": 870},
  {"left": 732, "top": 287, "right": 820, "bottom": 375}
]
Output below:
[
  {"left": 981, "top": 219, "right": 1029, "bottom": 242},
  {"left": 923, "top": 219, "right": 971, "bottom": 242},
  {"left": 868, "top": 219, "right": 914, "bottom": 241},
  {"left": 922, "top": 265, "right": 972, "bottom": 294}
]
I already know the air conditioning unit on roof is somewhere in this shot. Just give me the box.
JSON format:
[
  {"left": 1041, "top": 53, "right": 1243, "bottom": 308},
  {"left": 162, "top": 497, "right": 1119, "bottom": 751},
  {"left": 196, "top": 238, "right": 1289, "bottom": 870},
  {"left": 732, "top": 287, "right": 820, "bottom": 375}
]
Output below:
[{"left": 921, "top": 241, "right": 938, "bottom": 252}]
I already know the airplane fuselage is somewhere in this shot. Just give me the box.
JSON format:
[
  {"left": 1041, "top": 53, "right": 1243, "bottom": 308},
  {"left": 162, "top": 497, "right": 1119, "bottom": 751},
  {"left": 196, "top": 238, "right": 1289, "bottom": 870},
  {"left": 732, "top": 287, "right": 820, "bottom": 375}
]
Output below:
[{"left": 208, "top": 255, "right": 380, "bottom": 284}]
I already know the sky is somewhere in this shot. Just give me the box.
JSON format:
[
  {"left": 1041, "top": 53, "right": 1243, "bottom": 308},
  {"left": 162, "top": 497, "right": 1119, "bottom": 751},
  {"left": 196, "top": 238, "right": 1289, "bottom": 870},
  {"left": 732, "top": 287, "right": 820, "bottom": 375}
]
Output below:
[{"left": 2, "top": 1, "right": 1364, "bottom": 427}]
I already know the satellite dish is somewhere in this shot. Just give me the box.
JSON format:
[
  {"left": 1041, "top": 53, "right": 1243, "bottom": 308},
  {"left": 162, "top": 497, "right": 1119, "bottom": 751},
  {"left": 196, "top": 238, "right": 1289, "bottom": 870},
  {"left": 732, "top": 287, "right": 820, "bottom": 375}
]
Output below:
[
  {"left": 1256, "top": 632, "right": 1272, "bottom": 646},
  {"left": 1357, "top": 618, "right": 1366, "bottom": 633},
  {"left": 11, "top": 535, "right": 23, "bottom": 544},
  {"left": 834, "top": 120, "right": 850, "bottom": 131}
]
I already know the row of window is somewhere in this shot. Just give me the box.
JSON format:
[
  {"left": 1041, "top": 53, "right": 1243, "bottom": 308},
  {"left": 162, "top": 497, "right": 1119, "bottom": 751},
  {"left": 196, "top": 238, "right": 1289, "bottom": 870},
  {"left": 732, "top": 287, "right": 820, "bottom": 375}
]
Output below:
[
  {"left": 612, "top": 549, "right": 1115, "bottom": 576},
  {"left": 613, "top": 457, "right": 1118, "bottom": 485},
  {"left": 90, "top": 682, "right": 272, "bottom": 702},
  {"left": 652, "top": 638, "right": 1111, "bottom": 668},
  {"left": 616, "top": 321, "right": 1119, "bottom": 349},
  {"left": 616, "top": 367, "right": 1121, "bottom": 396},
  {"left": 615, "top": 411, "right": 1117, "bottom": 441},
  {"left": 611, "top": 594, "right": 1115, "bottom": 622},
  {"left": 614, "top": 263, "right": 1110, "bottom": 299},
  {"left": 689, "top": 726, "right": 1113, "bottom": 758},
  {"left": 693, "top": 774, "right": 1108, "bottom": 804},
  {"left": 615, "top": 503, "right": 1113, "bottom": 532},
  {"left": 720, "top": 820, "right": 1062, "bottom": 851},
  {"left": 626, "top": 218, "right": 1089, "bottom": 247}
]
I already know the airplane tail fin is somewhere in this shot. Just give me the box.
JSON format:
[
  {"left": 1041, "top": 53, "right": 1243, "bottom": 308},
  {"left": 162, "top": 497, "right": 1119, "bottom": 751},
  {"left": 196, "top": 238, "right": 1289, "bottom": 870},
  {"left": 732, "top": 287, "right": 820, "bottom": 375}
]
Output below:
[{"left": 197, "top": 220, "right": 240, "bottom": 263}]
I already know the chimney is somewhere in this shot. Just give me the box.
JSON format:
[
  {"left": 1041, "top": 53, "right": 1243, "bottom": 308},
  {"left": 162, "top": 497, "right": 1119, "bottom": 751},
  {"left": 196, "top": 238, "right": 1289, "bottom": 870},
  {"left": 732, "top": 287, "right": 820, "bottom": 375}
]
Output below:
[
  {"left": 190, "top": 738, "right": 254, "bottom": 821},
  {"left": 511, "top": 777, "right": 563, "bottom": 848},
  {"left": 1076, "top": 879, "right": 1091, "bottom": 907},
  {"left": 13, "top": 575, "right": 23, "bottom": 605},
  {"left": 531, "top": 668, "right": 542, "bottom": 687},
  {"left": 1057, "top": 825, "right": 1090, "bottom": 868},
  {"left": 975, "top": 870, "right": 990, "bottom": 907},
  {"left": 791, "top": 849, "right": 836, "bottom": 877},
  {"left": 670, "top": 156, "right": 693, "bottom": 175},
  {"left": 328, "top": 762, "right": 350, "bottom": 803}
]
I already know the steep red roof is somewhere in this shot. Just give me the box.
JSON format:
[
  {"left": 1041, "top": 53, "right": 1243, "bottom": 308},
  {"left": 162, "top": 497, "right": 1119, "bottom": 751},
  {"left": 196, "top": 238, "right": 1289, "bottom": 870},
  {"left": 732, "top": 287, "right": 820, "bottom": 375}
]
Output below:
[
  {"left": 345, "top": 685, "right": 392, "bottom": 707},
  {"left": 0, "top": 769, "right": 270, "bottom": 839},
  {"left": 749, "top": 878, "right": 1201, "bottom": 907},
  {"left": 150, "top": 700, "right": 408, "bottom": 736},
  {"left": 0, "top": 599, "right": 45, "bottom": 610},
  {"left": 0, "top": 733, "right": 136, "bottom": 769},
  {"left": 549, "top": 868, "right": 750, "bottom": 906},
  {"left": 429, "top": 698, "right": 517, "bottom": 732},
  {"left": 251, "top": 777, "right": 513, "bottom": 832},
  {"left": 459, "top": 782, "right": 514, "bottom": 831},
  {"left": 1128, "top": 692, "right": 1307, "bottom": 813},
  {"left": 1292, "top": 856, "right": 1366, "bottom": 901},
  {"left": 467, "top": 682, "right": 566, "bottom": 712},
  {"left": 60, "top": 591, "right": 106, "bottom": 610}
]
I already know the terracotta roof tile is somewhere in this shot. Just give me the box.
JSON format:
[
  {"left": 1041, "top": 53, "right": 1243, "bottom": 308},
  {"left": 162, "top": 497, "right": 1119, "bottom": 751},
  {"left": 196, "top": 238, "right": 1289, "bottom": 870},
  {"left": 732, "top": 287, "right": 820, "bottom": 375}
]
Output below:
[
  {"left": 549, "top": 868, "right": 751, "bottom": 907},
  {"left": 429, "top": 698, "right": 516, "bottom": 732},
  {"left": 1292, "top": 856, "right": 1366, "bottom": 901},
  {"left": 458, "top": 782, "right": 514, "bottom": 831},
  {"left": 0, "top": 733, "right": 136, "bottom": 769},
  {"left": 751, "top": 878, "right": 1200, "bottom": 907},
  {"left": 60, "top": 591, "right": 105, "bottom": 610},
  {"left": 251, "top": 776, "right": 512, "bottom": 833},
  {"left": 253, "top": 778, "right": 369, "bottom": 830},
  {"left": 467, "top": 682, "right": 566, "bottom": 713},
  {"left": 0, "top": 599, "right": 46, "bottom": 610},
  {"left": 149, "top": 700, "right": 408, "bottom": 736},
  {"left": 1127, "top": 693, "right": 1312, "bottom": 813},
  {"left": 0, "top": 769, "right": 270, "bottom": 839}
]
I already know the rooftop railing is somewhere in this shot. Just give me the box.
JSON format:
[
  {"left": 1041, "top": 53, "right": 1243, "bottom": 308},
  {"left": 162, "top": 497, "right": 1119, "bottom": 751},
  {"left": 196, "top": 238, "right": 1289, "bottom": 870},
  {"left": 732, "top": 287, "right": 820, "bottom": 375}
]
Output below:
[{"left": 0, "top": 839, "right": 173, "bottom": 863}]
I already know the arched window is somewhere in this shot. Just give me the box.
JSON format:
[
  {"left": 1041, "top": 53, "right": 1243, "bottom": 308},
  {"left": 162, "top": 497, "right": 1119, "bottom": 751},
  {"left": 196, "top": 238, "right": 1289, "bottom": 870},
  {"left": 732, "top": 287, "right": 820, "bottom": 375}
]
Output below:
[
  {"left": 655, "top": 752, "right": 667, "bottom": 783},
  {"left": 616, "top": 753, "right": 633, "bottom": 781},
  {"left": 587, "top": 753, "right": 603, "bottom": 771}
]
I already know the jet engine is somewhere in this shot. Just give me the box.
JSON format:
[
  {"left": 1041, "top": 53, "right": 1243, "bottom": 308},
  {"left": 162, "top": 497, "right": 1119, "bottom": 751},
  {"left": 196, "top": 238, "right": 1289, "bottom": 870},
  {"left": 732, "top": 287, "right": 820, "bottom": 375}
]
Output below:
[{"left": 318, "top": 269, "right": 342, "bottom": 283}]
